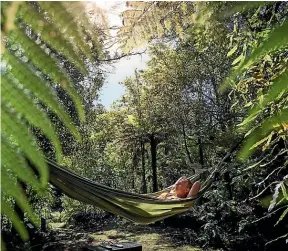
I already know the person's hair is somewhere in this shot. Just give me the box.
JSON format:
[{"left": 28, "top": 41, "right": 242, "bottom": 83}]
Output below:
[{"left": 180, "top": 178, "right": 192, "bottom": 190}]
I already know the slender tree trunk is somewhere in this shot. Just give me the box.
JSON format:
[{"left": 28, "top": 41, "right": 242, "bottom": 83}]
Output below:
[
  {"left": 224, "top": 171, "right": 233, "bottom": 200},
  {"left": 131, "top": 152, "right": 137, "bottom": 189},
  {"left": 211, "top": 78, "right": 227, "bottom": 132},
  {"left": 181, "top": 121, "right": 195, "bottom": 174},
  {"left": 131, "top": 165, "right": 135, "bottom": 189},
  {"left": 198, "top": 137, "right": 204, "bottom": 167},
  {"left": 150, "top": 134, "right": 158, "bottom": 192},
  {"left": 181, "top": 122, "right": 189, "bottom": 157},
  {"left": 141, "top": 141, "right": 147, "bottom": 193}
]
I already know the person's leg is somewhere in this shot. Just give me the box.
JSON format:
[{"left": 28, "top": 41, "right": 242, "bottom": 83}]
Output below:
[{"left": 187, "top": 181, "right": 201, "bottom": 197}]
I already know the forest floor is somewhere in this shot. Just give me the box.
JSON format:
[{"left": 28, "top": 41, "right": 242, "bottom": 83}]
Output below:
[
  {"left": 90, "top": 228, "right": 203, "bottom": 251},
  {"left": 41, "top": 219, "right": 212, "bottom": 251},
  {"left": 3, "top": 215, "right": 218, "bottom": 250}
]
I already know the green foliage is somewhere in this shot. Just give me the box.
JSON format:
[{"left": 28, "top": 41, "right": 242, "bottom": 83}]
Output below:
[
  {"left": 115, "top": 2, "right": 288, "bottom": 245},
  {"left": 1, "top": 1, "right": 286, "bottom": 249},
  {"left": 219, "top": 2, "right": 288, "bottom": 228},
  {"left": 119, "top": 2, "right": 197, "bottom": 53},
  {"left": 1, "top": 1, "right": 102, "bottom": 243},
  {"left": 221, "top": 3, "right": 288, "bottom": 160},
  {"left": 119, "top": 2, "right": 233, "bottom": 53}
]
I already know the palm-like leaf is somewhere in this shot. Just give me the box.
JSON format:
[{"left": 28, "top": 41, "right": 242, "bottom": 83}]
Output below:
[
  {"left": 219, "top": 2, "right": 288, "bottom": 159},
  {"left": 1, "top": 1, "right": 101, "bottom": 243},
  {"left": 220, "top": 2, "right": 288, "bottom": 226}
]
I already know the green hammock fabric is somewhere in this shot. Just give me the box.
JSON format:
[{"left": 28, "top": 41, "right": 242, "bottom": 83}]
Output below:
[{"left": 47, "top": 159, "right": 213, "bottom": 224}]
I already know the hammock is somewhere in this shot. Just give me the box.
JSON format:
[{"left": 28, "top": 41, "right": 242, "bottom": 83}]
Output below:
[{"left": 46, "top": 158, "right": 214, "bottom": 224}]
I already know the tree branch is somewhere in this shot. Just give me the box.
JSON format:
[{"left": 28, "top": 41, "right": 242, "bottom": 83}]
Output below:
[
  {"left": 98, "top": 49, "right": 147, "bottom": 62},
  {"left": 252, "top": 205, "right": 288, "bottom": 224}
]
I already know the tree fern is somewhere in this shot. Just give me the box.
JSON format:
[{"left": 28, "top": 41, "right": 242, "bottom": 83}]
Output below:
[
  {"left": 119, "top": 1, "right": 195, "bottom": 53},
  {"left": 1, "top": 1, "right": 102, "bottom": 246}
]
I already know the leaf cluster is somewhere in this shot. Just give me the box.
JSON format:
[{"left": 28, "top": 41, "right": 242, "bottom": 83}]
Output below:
[{"left": 1, "top": 1, "right": 102, "bottom": 245}]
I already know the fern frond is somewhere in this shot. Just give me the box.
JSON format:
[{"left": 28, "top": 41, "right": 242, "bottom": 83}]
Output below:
[
  {"left": 3, "top": 52, "right": 81, "bottom": 142},
  {"left": 19, "top": 3, "right": 87, "bottom": 74},
  {"left": 1, "top": 76, "right": 62, "bottom": 156},
  {"left": 38, "top": 2, "right": 92, "bottom": 60},
  {"left": 1, "top": 169, "right": 39, "bottom": 227},
  {"left": 1, "top": 1, "right": 95, "bottom": 244},
  {"left": 119, "top": 2, "right": 194, "bottom": 52},
  {"left": 1, "top": 137, "right": 42, "bottom": 190},
  {"left": 8, "top": 28, "right": 85, "bottom": 122},
  {"left": 63, "top": 2, "right": 104, "bottom": 58},
  {"left": 1, "top": 105, "right": 48, "bottom": 185},
  {"left": 1, "top": 199, "right": 28, "bottom": 240}
]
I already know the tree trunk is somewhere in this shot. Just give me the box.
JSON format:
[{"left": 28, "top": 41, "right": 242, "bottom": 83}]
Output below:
[
  {"left": 210, "top": 77, "right": 227, "bottom": 132},
  {"left": 198, "top": 137, "right": 204, "bottom": 167},
  {"left": 224, "top": 171, "right": 233, "bottom": 200},
  {"left": 131, "top": 152, "right": 137, "bottom": 189},
  {"left": 141, "top": 141, "right": 147, "bottom": 193},
  {"left": 182, "top": 122, "right": 195, "bottom": 173},
  {"left": 150, "top": 134, "right": 158, "bottom": 192}
]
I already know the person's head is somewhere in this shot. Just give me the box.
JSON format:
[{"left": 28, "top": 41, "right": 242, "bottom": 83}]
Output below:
[{"left": 174, "top": 177, "right": 192, "bottom": 198}]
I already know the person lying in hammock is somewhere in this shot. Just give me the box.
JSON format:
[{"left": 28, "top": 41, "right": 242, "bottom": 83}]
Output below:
[{"left": 158, "top": 177, "right": 201, "bottom": 199}]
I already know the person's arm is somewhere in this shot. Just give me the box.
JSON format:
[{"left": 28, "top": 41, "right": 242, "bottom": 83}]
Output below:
[
  {"left": 187, "top": 181, "right": 201, "bottom": 197},
  {"left": 175, "top": 177, "right": 184, "bottom": 184},
  {"left": 158, "top": 177, "right": 184, "bottom": 199},
  {"left": 157, "top": 192, "right": 168, "bottom": 199},
  {"left": 170, "top": 177, "right": 184, "bottom": 190},
  {"left": 164, "top": 177, "right": 183, "bottom": 196}
]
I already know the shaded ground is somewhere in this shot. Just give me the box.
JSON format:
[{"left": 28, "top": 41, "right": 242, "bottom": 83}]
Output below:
[
  {"left": 33, "top": 219, "right": 213, "bottom": 251},
  {"left": 41, "top": 223, "right": 196, "bottom": 250},
  {"left": 90, "top": 220, "right": 213, "bottom": 251},
  {"left": 4, "top": 210, "right": 287, "bottom": 251},
  {"left": 90, "top": 228, "right": 203, "bottom": 251}
]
